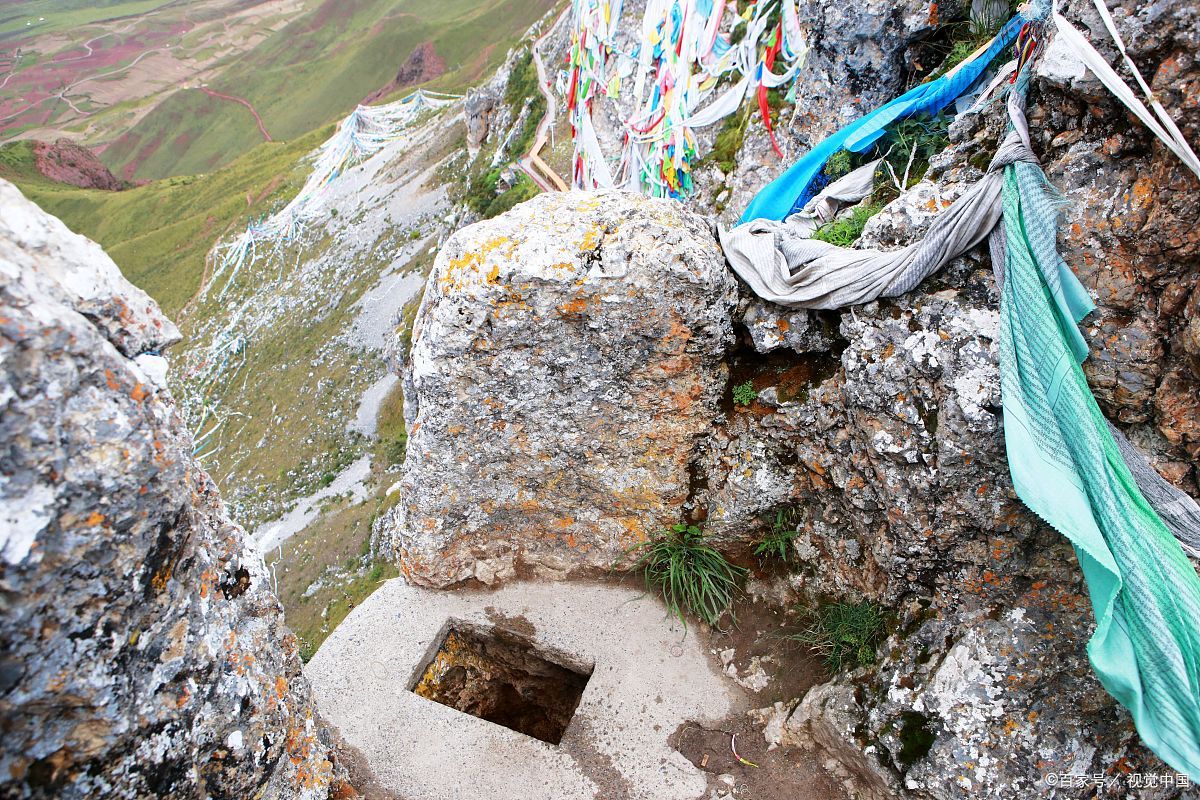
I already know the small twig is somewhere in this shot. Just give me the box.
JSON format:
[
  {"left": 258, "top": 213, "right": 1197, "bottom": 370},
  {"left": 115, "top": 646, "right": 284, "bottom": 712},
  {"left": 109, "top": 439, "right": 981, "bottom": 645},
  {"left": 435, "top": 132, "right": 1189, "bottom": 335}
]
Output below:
[
  {"left": 883, "top": 159, "right": 903, "bottom": 193},
  {"left": 902, "top": 137, "right": 919, "bottom": 190}
]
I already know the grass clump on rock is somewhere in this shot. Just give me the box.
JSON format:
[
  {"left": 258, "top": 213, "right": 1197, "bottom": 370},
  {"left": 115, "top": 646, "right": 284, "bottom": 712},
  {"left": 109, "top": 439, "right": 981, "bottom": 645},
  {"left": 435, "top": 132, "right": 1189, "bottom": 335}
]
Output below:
[
  {"left": 629, "top": 523, "right": 747, "bottom": 626},
  {"left": 811, "top": 202, "right": 883, "bottom": 247},
  {"left": 754, "top": 508, "right": 801, "bottom": 562},
  {"left": 790, "top": 600, "right": 885, "bottom": 671}
]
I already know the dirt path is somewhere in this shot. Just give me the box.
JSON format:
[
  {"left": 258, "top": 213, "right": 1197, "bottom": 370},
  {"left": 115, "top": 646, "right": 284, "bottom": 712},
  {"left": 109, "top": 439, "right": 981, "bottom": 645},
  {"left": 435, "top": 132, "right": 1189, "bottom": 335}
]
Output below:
[
  {"left": 518, "top": 8, "right": 570, "bottom": 192},
  {"left": 199, "top": 86, "right": 273, "bottom": 141},
  {"left": 0, "top": 45, "right": 170, "bottom": 126}
]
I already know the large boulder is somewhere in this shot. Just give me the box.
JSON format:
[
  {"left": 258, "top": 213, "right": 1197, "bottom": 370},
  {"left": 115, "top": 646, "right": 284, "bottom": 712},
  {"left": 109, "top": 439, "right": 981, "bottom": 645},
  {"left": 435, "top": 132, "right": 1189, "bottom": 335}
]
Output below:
[
  {"left": 0, "top": 180, "right": 338, "bottom": 800},
  {"left": 377, "top": 190, "right": 738, "bottom": 586}
]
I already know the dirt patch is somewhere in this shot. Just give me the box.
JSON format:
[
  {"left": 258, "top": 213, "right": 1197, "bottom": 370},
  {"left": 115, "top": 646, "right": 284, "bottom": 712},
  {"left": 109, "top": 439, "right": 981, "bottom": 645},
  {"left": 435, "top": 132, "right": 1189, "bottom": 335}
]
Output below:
[
  {"left": 673, "top": 715, "right": 849, "bottom": 800},
  {"left": 411, "top": 621, "right": 592, "bottom": 745},
  {"left": 662, "top": 587, "right": 847, "bottom": 800},
  {"left": 363, "top": 41, "right": 446, "bottom": 104},
  {"left": 31, "top": 138, "right": 124, "bottom": 190},
  {"left": 711, "top": 594, "right": 829, "bottom": 706}
]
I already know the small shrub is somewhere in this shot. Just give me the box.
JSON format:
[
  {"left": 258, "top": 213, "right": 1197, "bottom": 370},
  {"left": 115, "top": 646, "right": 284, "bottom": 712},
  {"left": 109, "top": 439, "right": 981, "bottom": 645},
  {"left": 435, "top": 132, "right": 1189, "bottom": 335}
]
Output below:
[
  {"left": 874, "top": 111, "right": 951, "bottom": 193},
  {"left": 811, "top": 202, "right": 883, "bottom": 247},
  {"left": 504, "top": 50, "right": 539, "bottom": 108},
  {"left": 507, "top": 94, "right": 546, "bottom": 158},
  {"left": 789, "top": 601, "right": 885, "bottom": 671},
  {"left": 732, "top": 380, "right": 757, "bottom": 407},
  {"left": 482, "top": 172, "right": 538, "bottom": 219},
  {"left": 754, "top": 508, "right": 800, "bottom": 562},
  {"left": 628, "top": 523, "right": 748, "bottom": 626},
  {"left": 824, "top": 149, "right": 852, "bottom": 180},
  {"left": 464, "top": 168, "right": 502, "bottom": 214}
]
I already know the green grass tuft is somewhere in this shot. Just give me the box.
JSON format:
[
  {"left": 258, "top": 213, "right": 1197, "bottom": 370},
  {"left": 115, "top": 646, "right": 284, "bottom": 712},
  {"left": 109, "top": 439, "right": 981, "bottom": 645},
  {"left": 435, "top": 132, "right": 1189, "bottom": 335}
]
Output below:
[
  {"left": 810, "top": 202, "right": 883, "bottom": 247},
  {"left": 628, "top": 523, "right": 747, "bottom": 626},
  {"left": 754, "top": 508, "right": 800, "bottom": 562},
  {"left": 789, "top": 600, "right": 886, "bottom": 671}
]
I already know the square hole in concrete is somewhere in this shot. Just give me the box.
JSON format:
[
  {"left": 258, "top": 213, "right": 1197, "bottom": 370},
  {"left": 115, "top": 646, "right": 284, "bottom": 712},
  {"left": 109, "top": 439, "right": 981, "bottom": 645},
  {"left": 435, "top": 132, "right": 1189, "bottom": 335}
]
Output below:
[{"left": 410, "top": 621, "right": 592, "bottom": 745}]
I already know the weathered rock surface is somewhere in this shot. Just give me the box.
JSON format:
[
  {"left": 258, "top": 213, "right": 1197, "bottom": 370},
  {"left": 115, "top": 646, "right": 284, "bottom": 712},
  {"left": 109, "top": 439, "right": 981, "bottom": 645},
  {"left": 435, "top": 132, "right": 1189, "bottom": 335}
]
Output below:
[
  {"left": 704, "top": 0, "right": 953, "bottom": 226},
  {"left": 694, "top": 0, "right": 1200, "bottom": 791},
  {"left": 0, "top": 180, "right": 338, "bottom": 799},
  {"left": 1030, "top": 0, "right": 1200, "bottom": 489},
  {"left": 377, "top": 190, "right": 737, "bottom": 586}
]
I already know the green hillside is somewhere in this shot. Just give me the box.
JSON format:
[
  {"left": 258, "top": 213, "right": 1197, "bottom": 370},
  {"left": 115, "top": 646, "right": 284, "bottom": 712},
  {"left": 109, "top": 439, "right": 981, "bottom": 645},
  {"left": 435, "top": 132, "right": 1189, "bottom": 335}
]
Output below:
[
  {"left": 102, "top": 0, "right": 556, "bottom": 180},
  {"left": 3, "top": 0, "right": 563, "bottom": 314},
  {"left": 0, "top": 0, "right": 176, "bottom": 39},
  {"left": 3, "top": 127, "right": 329, "bottom": 316}
]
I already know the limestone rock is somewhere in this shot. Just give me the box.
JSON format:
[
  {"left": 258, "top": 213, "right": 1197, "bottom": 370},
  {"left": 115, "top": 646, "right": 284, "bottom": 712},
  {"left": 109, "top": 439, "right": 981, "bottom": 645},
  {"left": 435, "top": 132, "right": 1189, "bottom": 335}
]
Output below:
[
  {"left": 741, "top": 298, "right": 840, "bottom": 356},
  {"left": 0, "top": 180, "right": 180, "bottom": 359},
  {"left": 1030, "top": 0, "right": 1200, "bottom": 489},
  {"left": 0, "top": 180, "right": 338, "bottom": 800},
  {"left": 784, "top": 683, "right": 897, "bottom": 800},
  {"left": 696, "top": 0, "right": 1200, "bottom": 782},
  {"left": 464, "top": 82, "right": 502, "bottom": 154},
  {"left": 377, "top": 190, "right": 737, "bottom": 586}
]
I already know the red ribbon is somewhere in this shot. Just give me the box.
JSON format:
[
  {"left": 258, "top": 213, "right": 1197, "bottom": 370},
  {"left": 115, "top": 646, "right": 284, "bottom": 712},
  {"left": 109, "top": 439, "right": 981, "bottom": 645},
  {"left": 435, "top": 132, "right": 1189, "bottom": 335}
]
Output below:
[{"left": 758, "top": 18, "right": 785, "bottom": 159}]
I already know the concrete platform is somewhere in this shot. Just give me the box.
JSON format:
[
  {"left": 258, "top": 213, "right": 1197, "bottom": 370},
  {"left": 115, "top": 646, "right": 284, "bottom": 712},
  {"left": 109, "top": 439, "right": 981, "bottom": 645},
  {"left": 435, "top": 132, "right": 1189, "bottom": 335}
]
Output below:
[{"left": 305, "top": 579, "right": 738, "bottom": 799}]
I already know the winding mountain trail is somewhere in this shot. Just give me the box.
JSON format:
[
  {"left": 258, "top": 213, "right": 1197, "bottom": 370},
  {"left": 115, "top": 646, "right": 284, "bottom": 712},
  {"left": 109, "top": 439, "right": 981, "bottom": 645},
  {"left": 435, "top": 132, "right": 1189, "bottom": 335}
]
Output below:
[
  {"left": 518, "top": 8, "right": 569, "bottom": 192},
  {"left": 0, "top": 46, "right": 171, "bottom": 126},
  {"left": 199, "top": 86, "right": 273, "bottom": 141}
]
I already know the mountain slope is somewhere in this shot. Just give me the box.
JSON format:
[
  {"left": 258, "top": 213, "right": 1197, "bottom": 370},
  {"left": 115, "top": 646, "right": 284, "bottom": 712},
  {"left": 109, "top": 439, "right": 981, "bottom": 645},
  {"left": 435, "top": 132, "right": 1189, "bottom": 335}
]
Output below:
[
  {"left": 4, "top": 127, "right": 329, "bottom": 315},
  {"left": 100, "top": 0, "right": 556, "bottom": 179}
]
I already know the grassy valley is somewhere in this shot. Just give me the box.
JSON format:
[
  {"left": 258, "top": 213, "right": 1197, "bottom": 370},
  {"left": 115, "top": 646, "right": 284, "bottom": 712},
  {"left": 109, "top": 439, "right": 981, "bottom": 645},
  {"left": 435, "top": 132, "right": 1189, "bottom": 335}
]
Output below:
[
  {"left": 2, "top": 0, "right": 555, "bottom": 180},
  {"left": 3, "top": 127, "right": 329, "bottom": 315}
]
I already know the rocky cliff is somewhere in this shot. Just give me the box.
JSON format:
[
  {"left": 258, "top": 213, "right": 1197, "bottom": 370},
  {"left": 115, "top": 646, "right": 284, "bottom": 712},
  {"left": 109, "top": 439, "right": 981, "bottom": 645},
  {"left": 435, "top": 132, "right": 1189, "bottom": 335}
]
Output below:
[
  {"left": 378, "top": 0, "right": 1200, "bottom": 795},
  {"left": 0, "top": 180, "right": 340, "bottom": 799}
]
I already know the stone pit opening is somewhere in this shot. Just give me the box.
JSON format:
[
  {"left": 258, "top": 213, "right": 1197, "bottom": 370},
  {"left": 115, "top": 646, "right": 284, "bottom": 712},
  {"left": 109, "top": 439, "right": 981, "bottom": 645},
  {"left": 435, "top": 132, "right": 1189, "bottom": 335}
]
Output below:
[{"left": 409, "top": 620, "right": 592, "bottom": 745}]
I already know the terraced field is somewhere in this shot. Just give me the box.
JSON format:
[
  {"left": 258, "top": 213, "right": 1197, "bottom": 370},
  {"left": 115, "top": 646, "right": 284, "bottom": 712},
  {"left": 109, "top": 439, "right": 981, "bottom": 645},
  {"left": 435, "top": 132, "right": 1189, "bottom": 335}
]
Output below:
[{"left": 1, "top": 0, "right": 555, "bottom": 179}]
